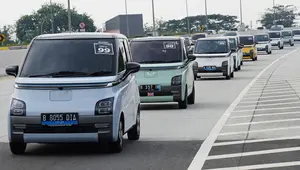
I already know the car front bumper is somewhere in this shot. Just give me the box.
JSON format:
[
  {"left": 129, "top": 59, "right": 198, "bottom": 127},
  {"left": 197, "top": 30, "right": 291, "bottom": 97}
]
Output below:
[
  {"left": 10, "top": 115, "right": 113, "bottom": 143},
  {"left": 139, "top": 85, "right": 182, "bottom": 103},
  {"left": 197, "top": 66, "right": 228, "bottom": 76}
]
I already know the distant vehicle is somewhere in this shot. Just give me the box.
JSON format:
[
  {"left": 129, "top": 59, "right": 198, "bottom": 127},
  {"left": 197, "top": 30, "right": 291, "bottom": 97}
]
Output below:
[
  {"left": 292, "top": 29, "right": 300, "bottom": 42},
  {"left": 224, "top": 31, "right": 239, "bottom": 36},
  {"left": 254, "top": 33, "right": 272, "bottom": 54},
  {"left": 268, "top": 31, "right": 284, "bottom": 49},
  {"left": 257, "top": 26, "right": 265, "bottom": 30},
  {"left": 239, "top": 35, "right": 258, "bottom": 61},
  {"left": 5, "top": 32, "right": 142, "bottom": 154},
  {"left": 281, "top": 30, "right": 294, "bottom": 46},
  {"left": 228, "top": 36, "right": 243, "bottom": 71},
  {"left": 191, "top": 33, "right": 208, "bottom": 45},
  {"left": 205, "top": 30, "right": 217, "bottom": 35},
  {"left": 130, "top": 36, "right": 197, "bottom": 109},
  {"left": 270, "top": 25, "right": 284, "bottom": 31},
  {"left": 193, "top": 37, "right": 235, "bottom": 80}
]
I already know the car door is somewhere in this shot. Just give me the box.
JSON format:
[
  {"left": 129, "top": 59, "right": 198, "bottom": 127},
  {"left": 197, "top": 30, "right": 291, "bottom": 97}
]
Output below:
[{"left": 182, "top": 40, "right": 194, "bottom": 95}]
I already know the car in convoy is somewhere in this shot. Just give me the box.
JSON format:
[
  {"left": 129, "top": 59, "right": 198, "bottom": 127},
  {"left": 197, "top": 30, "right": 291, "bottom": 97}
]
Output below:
[
  {"left": 205, "top": 30, "right": 217, "bottom": 35},
  {"left": 228, "top": 36, "right": 243, "bottom": 71},
  {"left": 239, "top": 35, "right": 258, "bottom": 61},
  {"left": 130, "top": 36, "right": 197, "bottom": 109},
  {"left": 193, "top": 37, "right": 235, "bottom": 80},
  {"left": 281, "top": 30, "right": 295, "bottom": 46},
  {"left": 292, "top": 29, "right": 300, "bottom": 42},
  {"left": 5, "top": 32, "right": 141, "bottom": 154},
  {"left": 191, "top": 33, "right": 208, "bottom": 45},
  {"left": 254, "top": 33, "right": 272, "bottom": 54},
  {"left": 224, "top": 31, "right": 239, "bottom": 37},
  {"left": 268, "top": 31, "right": 284, "bottom": 49}
]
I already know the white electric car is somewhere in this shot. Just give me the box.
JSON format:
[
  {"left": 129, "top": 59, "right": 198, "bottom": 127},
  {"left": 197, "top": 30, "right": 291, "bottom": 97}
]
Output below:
[
  {"left": 292, "top": 29, "right": 300, "bottom": 43},
  {"left": 254, "top": 33, "right": 272, "bottom": 54},
  {"left": 228, "top": 36, "right": 243, "bottom": 71},
  {"left": 193, "top": 37, "right": 235, "bottom": 80},
  {"left": 268, "top": 31, "right": 284, "bottom": 49}
]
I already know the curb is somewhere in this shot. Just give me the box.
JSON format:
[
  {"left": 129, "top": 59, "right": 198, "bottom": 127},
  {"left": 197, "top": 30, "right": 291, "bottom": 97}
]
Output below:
[{"left": 0, "top": 45, "right": 29, "bottom": 51}]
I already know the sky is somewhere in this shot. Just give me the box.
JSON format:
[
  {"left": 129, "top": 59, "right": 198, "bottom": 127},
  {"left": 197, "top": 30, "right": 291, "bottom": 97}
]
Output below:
[{"left": 1, "top": 0, "right": 300, "bottom": 29}]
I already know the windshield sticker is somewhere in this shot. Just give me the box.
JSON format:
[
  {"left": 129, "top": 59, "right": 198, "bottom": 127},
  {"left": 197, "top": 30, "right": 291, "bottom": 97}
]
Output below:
[
  {"left": 163, "top": 42, "right": 177, "bottom": 49},
  {"left": 217, "top": 41, "right": 226, "bottom": 45},
  {"left": 247, "top": 37, "right": 253, "bottom": 40},
  {"left": 94, "top": 42, "right": 114, "bottom": 55}
]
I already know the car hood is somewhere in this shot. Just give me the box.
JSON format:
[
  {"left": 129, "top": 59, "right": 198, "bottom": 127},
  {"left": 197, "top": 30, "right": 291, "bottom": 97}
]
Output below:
[
  {"left": 193, "top": 53, "right": 230, "bottom": 58},
  {"left": 139, "top": 62, "right": 184, "bottom": 70}
]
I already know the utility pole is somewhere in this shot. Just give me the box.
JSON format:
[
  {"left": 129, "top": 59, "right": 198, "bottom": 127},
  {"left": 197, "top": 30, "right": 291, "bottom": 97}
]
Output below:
[
  {"left": 185, "top": 0, "right": 190, "bottom": 34},
  {"left": 273, "top": 0, "right": 276, "bottom": 24},
  {"left": 240, "top": 0, "right": 243, "bottom": 25},
  {"left": 205, "top": 0, "right": 208, "bottom": 29},
  {"left": 67, "top": 0, "right": 72, "bottom": 32},
  {"left": 50, "top": 0, "right": 54, "bottom": 33},
  {"left": 151, "top": 0, "right": 156, "bottom": 36},
  {"left": 125, "top": 0, "right": 130, "bottom": 37}
]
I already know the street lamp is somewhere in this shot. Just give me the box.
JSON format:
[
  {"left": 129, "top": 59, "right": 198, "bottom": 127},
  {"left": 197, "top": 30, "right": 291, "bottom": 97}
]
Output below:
[
  {"left": 240, "top": 0, "right": 243, "bottom": 25},
  {"left": 125, "top": 0, "right": 130, "bottom": 37},
  {"left": 205, "top": 0, "right": 208, "bottom": 29},
  {"left": 185, "top": 0, "right": 190, "bottom": 34},
  {"left": 273, "top": 0, "right": 276, "bottom": 24},
  {"left": 151, "top": 0, "right": 156, "bottom": 36},
  {"left": 50, "top": 0, "right": 54, "bottom": 33},
  {"left": 67, "top": 0, "right": 72, "bottom": 32}
]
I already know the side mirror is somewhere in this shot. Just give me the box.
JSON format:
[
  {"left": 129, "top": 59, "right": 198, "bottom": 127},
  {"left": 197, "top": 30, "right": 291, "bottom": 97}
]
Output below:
[
  {"left": 5, "top": 65, "right": 19, "bottom": 77},
  {"left": 187, "top": 54, "right": 196, "bottom": 61},
  {"left": 231, "top": 48, "right": 236, "bottom": 52},
  {"left": 126, "top": 62, "right": 140, "bottom": 74}
]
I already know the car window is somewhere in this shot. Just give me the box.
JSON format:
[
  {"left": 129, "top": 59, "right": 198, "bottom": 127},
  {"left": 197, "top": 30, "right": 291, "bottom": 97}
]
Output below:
[
  {"left": 118, "top": 43, "right": 127, "bottom": 73},
  {"left": 121, "top": 39, "right": 131, "bottom": 62},
  {"left": 292, "top": 30, "right": 300, "bottom": 35},
  {"left": 194, "top": 40, "right": 228, "bottom": 54},
  {"left": 191, "top": 34, "right": 206, "bottom": 40},
  {"left": 239, "top": 36, "right": 254, "bottom": 45},
  {"left": 20, "top": 39, "right": 116, "bottom": 77},
  {"left": 229, "top": 38, "right": 237, "bottom": 49},
  {"left": 224, "top": 32, "right": 237, "bottom": 36},
  {"left": 282, "top": 31, "right": 292, "bottom": 37},
  {"left": 255, "top": 35, "right": 269, "bottom": 42},
  {"left": 269, "top": 32, "right": 281, "bottom": 38},
  {"left": 130, "top": 40, "right": 183, "bottom": 64}
]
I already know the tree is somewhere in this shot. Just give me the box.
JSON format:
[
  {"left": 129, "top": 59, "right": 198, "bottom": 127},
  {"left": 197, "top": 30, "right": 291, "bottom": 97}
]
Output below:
[
  {"left": 16, "top": 2, "right": 96, "bottom": 43},
  {"left": 0, "top": 25, "right": 16, "bottom": 45},
  {"left": 259, "top": 5, "right": 300, "bottom": 29}
]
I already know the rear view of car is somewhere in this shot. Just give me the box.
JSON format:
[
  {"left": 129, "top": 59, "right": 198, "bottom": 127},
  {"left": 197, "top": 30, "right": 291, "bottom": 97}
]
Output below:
[
  {"left": 191, "top": 33, "right": 207, "bottom": 45},
  {"left": 292, "top": 29, "right": 300, "bottom": 42},
  {"left": 239, "top": 35, "right": 257, "bottom": 61},
  {"left": 281, "top": 30, "right": 294, "bottom": 46},
  {"left": 254, "top": 34, "right": 272, "bottom": 54},
  {"left": 268, "top": 31, "right": 284, "bottom": 49},
  {"left": 130, "top": 37, "right": 196, "bottom": 109}
]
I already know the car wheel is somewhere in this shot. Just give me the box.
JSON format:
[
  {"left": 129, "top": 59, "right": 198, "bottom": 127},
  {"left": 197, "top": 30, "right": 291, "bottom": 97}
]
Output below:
[
  {"left": 230, "top": 71, "right": 234, "bottom": 78},
  {"left": 178, "top": 88, "right": 188, "bottom": 109},
  {"left": 252, "top": 57, "right": 256, "bottom": 61},
  {"left": 187, "top": 84, "right": 195, "bottom": 105},
  {"left": 241, "top": 61, "right": 243, "bottom": 66},
  {"left": 255, "top": 56, "right": 258, "bottom": 61},
  {"left": 278, "top": 43, "right": 281, "bottom": 49},
  {"left": 291, "top": 43, "right": 294, "bottom": 46},
  {"left": 234, "top": 60, "right": 238, "bottom": 71},
  {"left": 127, "top": 107, "right": 140, "bottom": 141},
  {"left": 268, "top": 50, "right": 272, "bottom": 54},
  {"left": 9, "top": 142, "right": 26, "bottom": 155},
  {"left": 109, "top": 120, "right": 124, "bottom": 153},
  {"left": 238, "top": 65, "right": 241, "bottom": 70}
]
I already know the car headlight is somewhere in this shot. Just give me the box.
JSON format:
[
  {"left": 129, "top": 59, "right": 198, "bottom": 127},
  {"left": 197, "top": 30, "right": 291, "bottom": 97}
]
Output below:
[
  {"left": 222, "top": 61, "right": 228, "bottom": 67},
  {"left": 171, "top": 75, "right": 182, "bottom": 85},
  {"left": 95, "top": 97, "right": 114, "bottom": 115},
  {"left": 10, "top": 99, "right": 26, "bottom": 116}
]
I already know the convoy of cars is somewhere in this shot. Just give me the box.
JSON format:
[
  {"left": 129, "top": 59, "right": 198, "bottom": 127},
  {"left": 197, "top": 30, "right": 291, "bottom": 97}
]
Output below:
[{"left": 4, "top": 27, "right": 299, "bottom": 154}]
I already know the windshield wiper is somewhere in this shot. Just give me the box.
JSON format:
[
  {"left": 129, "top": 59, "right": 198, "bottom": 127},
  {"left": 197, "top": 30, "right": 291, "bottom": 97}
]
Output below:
[
  {"left": 28, "top": 71, "right": 89, "bottom": 77},
  {"left": 89, "top": 71, "right": 112, "bottom": 76},
  {"left": 139, "top": 61, "right": 167, "bottom": 64}
]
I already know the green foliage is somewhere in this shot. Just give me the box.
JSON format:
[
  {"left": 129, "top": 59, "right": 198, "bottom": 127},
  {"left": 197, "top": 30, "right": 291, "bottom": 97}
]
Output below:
[
  {"left": 259, "top": 5, "right": 300, "bottom": 29},
  {"left": 0, "top": 25, "right": 17, "bottom": 46},
  {"left": 15, "top": 2, "right": 96, "bottom": 43}
]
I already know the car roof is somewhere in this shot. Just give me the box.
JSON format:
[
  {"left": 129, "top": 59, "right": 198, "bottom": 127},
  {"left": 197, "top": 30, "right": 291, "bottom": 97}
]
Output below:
[
  {"left": 197, "top": 37, "right": 229, "bottom": 41},
  {"left": 192, "top": 33, "right": 207, "bottom": 36},
  {"left": 35, "top": 32, "right": 127, "bottom": 40},
  {"left": 226, "top": 36, "right": 238, "bottom": 39},
  {"left": 239, "top": 35, "right": 254, "bottom": 37},
  {"left": 130, "top": 36, "right": 183, "bottom": 42},
  {"left": 268, "top": 31, "right": 281, "bottom": 33},
  {"left": 255, "top": 33, "right": 269, "bottom": 35},
  {"left": 281, "top": 30, "right": 292, "bottom": 32}
]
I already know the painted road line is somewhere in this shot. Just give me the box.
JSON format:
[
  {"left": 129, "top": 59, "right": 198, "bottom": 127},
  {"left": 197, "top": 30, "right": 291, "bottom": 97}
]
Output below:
[
  {"left": 225, "top": 118, "right": 300, "bottom": 127},
  {"left": 203, "top": 161, "right": 300, "bottom": 170},
  {"left": 236, "top": 101, "right": 300, "bottom": 108},
  {"left": 239, "top": 97, "right": 299, "bottom": 104},
  {"left": 232, "top": 106, "right": 300, "bottom": 113},
  {"left": 231, "top": 111, "right": 300, "bottom": 119},
  {"left": 242, "top": 94, "right": 297, "bottom": 100},
  {"left": 247, "top": 89, "right": 295, "bottom": 93},
  {"left": 219, "top": 126, "right": 300, "bottom": 136},
  {"left": 187, "top": 48, "right": 299, "bottom": 170},
  {"left": 206, "top": 146, "right": 300, "bottom": 160},
  {"left": 213, "top": 136, "right": 300, "bottom": 147},
  {"left": 251, "top": 82, "right": 300, "bottom": 88},
  {"left": 245, "top": 91, "right": 296, "bottom": 96},
  {"left": 254, "top": 79, "right": 300, "bottom": 84}
]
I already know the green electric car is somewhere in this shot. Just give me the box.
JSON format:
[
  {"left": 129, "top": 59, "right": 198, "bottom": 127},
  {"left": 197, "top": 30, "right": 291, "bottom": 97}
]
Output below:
[{"left": 130, "top": 37, "right": 197, "bottom": 109}]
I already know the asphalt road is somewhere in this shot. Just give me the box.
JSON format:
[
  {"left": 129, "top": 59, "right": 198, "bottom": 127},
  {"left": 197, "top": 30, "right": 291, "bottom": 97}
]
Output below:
[{"left": 0, "top": 46, "right": 296, "bottom": 170}]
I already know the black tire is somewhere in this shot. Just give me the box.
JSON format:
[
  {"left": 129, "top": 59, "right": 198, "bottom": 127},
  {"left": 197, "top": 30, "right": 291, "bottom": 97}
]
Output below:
[
  {"left": 178, "top": 88, "right": 188, "bottom": 109},
  {"left": 241, "top": 61, "right": 243, "bottom": 66},
  {"left": 268, "top": 50, "right": 272, "bottom": 54},
  {"left": 9, "top": 142, "right": 26, "bottom": 155},
  {"left": 127, "top": 107, "right": 140, "bottom": 141},
  {"left": 109, "top": 120, "right": 124, "bottom": 153},
  {"left": 230, "top": 71, "right": 234, "bottom": 78},
  {"left": 291, "top": 43, "right": 294, "bottom": 46},
  {"left": 238, "top": 65, "right": 241, "bottom": 70},
  {"left": 234, "top": 60, "right": 238, "bottom": 71},
  {"left": 194, "top": 73, "right": 197, "bottom": 80},
  {"left": 252, "top": 57, "right": 256, "bottom": 61},
  {"left": 255, "top": 56, "right": 258, "bottom": 61},
  {"left": 278, "top": 43, "right": 281, "bottom": 49},
  {"left": 187, "top": 85, "right": 195, "bottom": 104}
]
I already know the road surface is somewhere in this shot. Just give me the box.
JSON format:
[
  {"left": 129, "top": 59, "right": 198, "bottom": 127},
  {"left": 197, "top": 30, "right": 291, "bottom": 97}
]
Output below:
[{"left": 0, "top": 46, "right": 298, "bottom": 170}]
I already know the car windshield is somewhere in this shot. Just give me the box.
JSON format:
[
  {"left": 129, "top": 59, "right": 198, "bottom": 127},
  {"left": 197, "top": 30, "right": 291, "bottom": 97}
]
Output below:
[
  {"left": 282, "top": 31, "right": 292, "bottom": 37},
  {"left": 239, "top": 36, "right": 254, "bottom": 45},
  {"left": 255, "top": 35, "right": 269, "bottom": 42},
  {"left": 229, "top": 38, "right": 237, "bottom": 49},
  {"left": 130, "top": 40, "right": 183, "bottom": 64},
  {"left": 20, "top": 39, "right": 116, "bottom": 77},
  {"left": 191, "top": 34, "right": 206, "bottom": 40},
  {"left": 224, "top": 32, "right": 237, "bottom": 36},
  {"left": 292, "top": 30, "right": 300, "bottom": 35},
  {"left": 194, "top": 39, "right": 228, "bottom": 54},
  {"left": 269, "top": 32, "right": 281, "bottom": 38}
]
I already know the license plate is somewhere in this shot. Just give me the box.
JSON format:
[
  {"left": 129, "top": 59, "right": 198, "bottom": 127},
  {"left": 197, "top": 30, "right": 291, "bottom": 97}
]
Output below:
[
  {"left": 41, "top": 113, "right": 79, "bottom": 126},
  {"left": 140, "top": 85, "right": 161, "bottom": 91},
  {"left": 204, "top": 66, "right": 216, "bottom": 71}
]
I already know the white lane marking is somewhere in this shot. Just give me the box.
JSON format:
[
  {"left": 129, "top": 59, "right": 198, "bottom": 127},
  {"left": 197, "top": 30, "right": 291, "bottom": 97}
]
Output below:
[
  {"left": 231, "top": 111, "right": 300, "bottom": 119},
  {"left": 206, "top": 146, "right": 300, "bottom": 160},
  {"left": 219, "top": 126, "right": 300, "bottom": 136},
  {"left": 213, "top": 136, "right": 300, "bottom": 146},
  {"left": 251, "top": 82, "right": 300, "bottom": 88},
  {"left": 236, "top": 101, "right": 300, "bottom": 108},
  {"left": 239, "top": 97, "right": 299, "bottom": 104},
  {"left": 245, "top": 91, "right": 296, "bottom": 96},
  {"left": 187, "top": 48, "right": 299, "bottom": 170},
  {"left": 254, "top": 79, "right": 300, "bottom": 84},
  {"left": 203, "top": 161, "right": 300, "bottom": 170},
  {"left": 225, "top": 118, "right": 300, "bottom": 127},
  {"left": 248, "top": 89, "right": 295, "bottom": 93},
  {"left": 232, "top": 106, "right": 300, "bottom": 113},
  {"left": 242, "top": 94, "right": 297, "bottom": 100}
]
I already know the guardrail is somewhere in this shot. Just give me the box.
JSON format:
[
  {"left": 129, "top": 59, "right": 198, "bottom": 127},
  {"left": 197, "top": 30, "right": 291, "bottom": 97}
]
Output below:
[{"left": 0, "top": 45, "right": 29, "bottom": 51}]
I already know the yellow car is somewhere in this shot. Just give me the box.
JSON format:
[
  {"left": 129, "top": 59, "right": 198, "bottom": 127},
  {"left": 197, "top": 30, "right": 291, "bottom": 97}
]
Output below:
[{"left": 239, "top": 35, "right": 257, "bottom": 61}]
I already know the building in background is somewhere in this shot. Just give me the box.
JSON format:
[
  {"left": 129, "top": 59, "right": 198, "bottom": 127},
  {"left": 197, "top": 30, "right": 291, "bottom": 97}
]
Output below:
[{"left": 104, "top": 14, "right": 144, "bottom": 38}]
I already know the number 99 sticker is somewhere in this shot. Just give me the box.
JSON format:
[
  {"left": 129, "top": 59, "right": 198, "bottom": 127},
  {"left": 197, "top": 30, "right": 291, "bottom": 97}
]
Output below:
[
  {"left": 94, "top": 42, "right": 114, "bottom": 55},
  {"left": 163, "top": 42, "right": 177, "bottom": 49}
]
